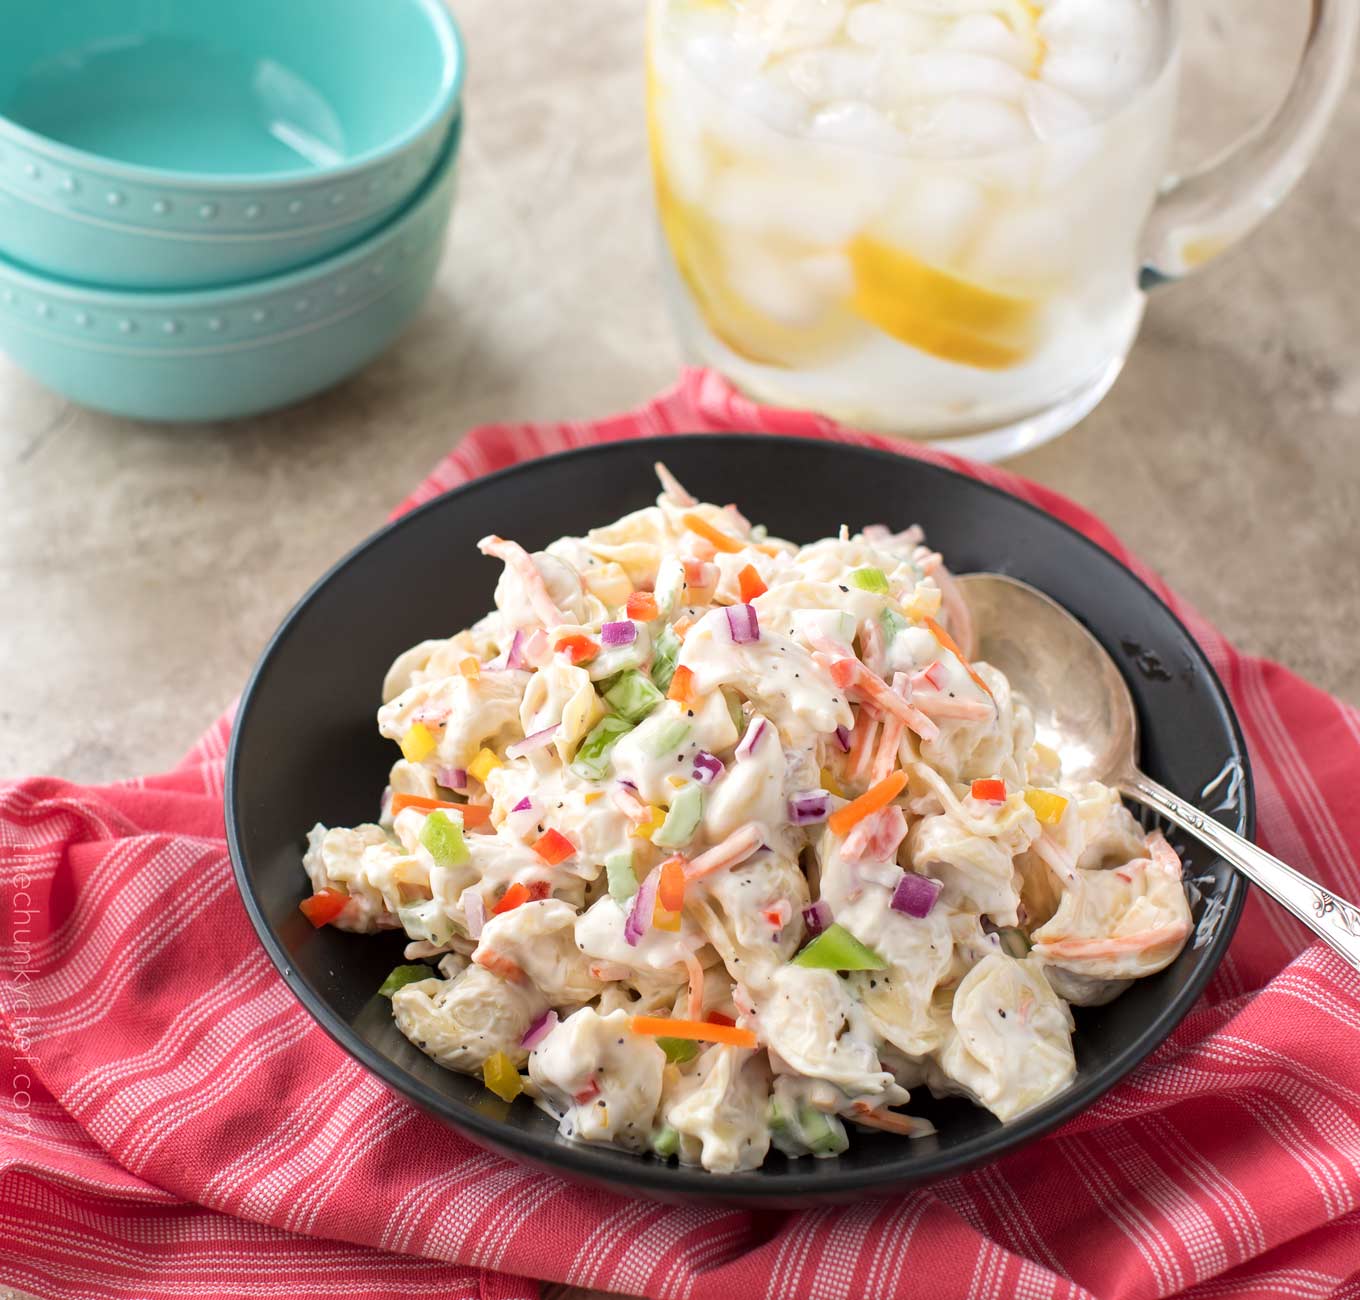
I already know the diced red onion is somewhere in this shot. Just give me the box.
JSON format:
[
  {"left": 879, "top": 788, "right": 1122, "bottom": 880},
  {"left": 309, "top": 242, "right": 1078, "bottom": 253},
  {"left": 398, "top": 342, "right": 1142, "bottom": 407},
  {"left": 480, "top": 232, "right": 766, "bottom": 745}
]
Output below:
[
  {"left": 460, "top": 888, "right": 486, "bottom": 939},
  {"left": 802, "top": 900, "right": 832, "bottom": 937},
  {"left": 512, "top": 797, "right": 533, "bottom": 812},
  {"left": 624, "top": 869, "right": 659, "bottom": 947},
  {"left": 833, "top": 725, "right": 851, "bottom": 753},
  {"left": 617, "top": 777, "right": 638, "bottom": 792},
  {"left": 735, "top": 717, "right": 768, "bottom": 762},
  {"left": 437, "top": 766, "right": 468, "bottom": 791},
  {"left": 788, "top": 791, "right": 830, "bottom": 825},
  {"left": 506, "top": 726, "right": 558, "bottom": 759},
  {"left": 725, "top": 603, "right": 760, "bottom": 645},
  {"left": 505, "top": 629, "right": 527, "bottom": 670},
  {"left": 692, "top": 751, "right": 724, "bottom": 784},
  {"left": 520, "top": 1008, "right": 558, "bottom": 1050},
  {"left": 380, "top": 786, "right": 392, "bottom": 815},
  {"left": 506, "top": 798, "right": 538, "bottom": 838},
  {"left": 890, "top": 872, "right": 942, "bottom": 919},
  {"left": 601, "top": 620, "right": 637, "bottom": 647}
]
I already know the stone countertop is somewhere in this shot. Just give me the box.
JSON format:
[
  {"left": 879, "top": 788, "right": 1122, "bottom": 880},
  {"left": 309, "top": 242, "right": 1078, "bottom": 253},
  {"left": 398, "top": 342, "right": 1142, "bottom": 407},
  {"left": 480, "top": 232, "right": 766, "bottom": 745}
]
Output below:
[{"left": 0, "top": 2, "right": 1356, "bottom": 1298}]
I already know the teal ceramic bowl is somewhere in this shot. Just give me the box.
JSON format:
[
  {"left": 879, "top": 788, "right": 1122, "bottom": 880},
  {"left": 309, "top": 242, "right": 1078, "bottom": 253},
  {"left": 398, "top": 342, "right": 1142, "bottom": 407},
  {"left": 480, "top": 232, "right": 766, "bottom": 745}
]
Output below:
[
  {"left": 0, "top": 0, "right": 463, "bottom": 290},
  {"left": 0, "top": 117, "right": 460, "bottom": 422}
]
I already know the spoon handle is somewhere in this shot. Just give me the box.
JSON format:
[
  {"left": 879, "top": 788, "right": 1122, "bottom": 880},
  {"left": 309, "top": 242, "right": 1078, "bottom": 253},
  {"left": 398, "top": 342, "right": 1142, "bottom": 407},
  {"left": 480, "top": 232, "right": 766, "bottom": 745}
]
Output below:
[{"left": 1121, "top": 770, "right": 1360, "bottom": 975}]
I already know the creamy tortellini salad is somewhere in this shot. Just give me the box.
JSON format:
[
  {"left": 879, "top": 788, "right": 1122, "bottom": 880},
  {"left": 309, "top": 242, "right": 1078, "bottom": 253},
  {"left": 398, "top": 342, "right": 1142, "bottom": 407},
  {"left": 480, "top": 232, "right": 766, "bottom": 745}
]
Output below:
[{"left": 301, "top": 465, "right": 1193, "bottom": 1172}]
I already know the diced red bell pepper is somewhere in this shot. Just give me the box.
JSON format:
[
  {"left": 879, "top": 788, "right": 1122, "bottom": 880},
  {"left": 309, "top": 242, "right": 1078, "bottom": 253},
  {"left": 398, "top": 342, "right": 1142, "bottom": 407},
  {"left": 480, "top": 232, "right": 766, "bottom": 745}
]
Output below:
[
  {"left": 526, "top": 880, "right": 551, "bottom": 901},
  {"left": 970, "top": 778, "right": 1007, "bottom": 803},
  {"left": 493, "top": 882, "right": 530, "bottom": 915},
  {"left": 299, "top": 889, "right": 348, "bottom": 928},
  {"left": 554, "top": 634, "right": 598, "bottom": 665},
  {"left": 705, "top": 1011, "right": 737, "bottom": 1028},
  {"left": 533, "top": 828, "right": 576, "bottom": 865}
]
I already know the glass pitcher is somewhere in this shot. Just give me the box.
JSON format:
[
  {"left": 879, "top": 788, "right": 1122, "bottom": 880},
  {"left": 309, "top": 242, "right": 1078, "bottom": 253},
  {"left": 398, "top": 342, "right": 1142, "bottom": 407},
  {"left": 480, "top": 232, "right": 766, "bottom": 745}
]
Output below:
[{"left": 647, "top": 0, "right": 1358, "bottom": 460}]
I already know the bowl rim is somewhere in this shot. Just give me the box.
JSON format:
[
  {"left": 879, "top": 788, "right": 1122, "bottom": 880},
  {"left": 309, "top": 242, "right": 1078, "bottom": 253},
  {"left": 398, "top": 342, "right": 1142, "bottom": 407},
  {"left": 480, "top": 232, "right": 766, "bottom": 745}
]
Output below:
[
  {"left": 0, "top": 0, "right": 464, "bottom": 190},
  {"left": 0, "top": 115, "right": 461, "bottom": 310},
  {"left": 225, "top": 433, "right": 1252, "bottom": 1200}
]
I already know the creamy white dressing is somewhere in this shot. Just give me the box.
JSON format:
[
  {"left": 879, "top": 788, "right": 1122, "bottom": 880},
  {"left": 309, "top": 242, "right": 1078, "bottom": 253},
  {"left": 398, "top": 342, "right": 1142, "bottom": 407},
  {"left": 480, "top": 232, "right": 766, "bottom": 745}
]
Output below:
[{"left": 310, "top": 466, "right": 1193, "bottom": 1165}]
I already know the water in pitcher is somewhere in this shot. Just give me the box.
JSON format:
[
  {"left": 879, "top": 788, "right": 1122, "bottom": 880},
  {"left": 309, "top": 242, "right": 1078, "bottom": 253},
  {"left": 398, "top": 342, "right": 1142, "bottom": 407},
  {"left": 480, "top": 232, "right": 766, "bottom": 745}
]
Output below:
[{"left": 648, "top": 0, "right": 1179, "bottom": 442}]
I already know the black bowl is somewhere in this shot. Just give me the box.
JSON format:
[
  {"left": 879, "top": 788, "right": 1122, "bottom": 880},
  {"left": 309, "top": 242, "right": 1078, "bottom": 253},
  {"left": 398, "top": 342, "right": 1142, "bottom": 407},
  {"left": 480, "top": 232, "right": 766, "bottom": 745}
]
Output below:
[{"left": 226, "top": 434, "right": 1250, "bottom": 1206}]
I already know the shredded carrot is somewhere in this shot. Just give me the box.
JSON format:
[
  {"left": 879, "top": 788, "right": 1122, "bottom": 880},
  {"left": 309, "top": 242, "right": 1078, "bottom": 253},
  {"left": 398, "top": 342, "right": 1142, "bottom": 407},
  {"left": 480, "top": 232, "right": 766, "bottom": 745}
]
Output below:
[
  {"left": 827, "top": 770, "right": 908, "bottom": 837},
  {"left": 924, "top": 617, "right": 993, "bottom": 699},
  {"left": 849, "top": 1101, "right": 931, "bottom": 1136},
  {"left": 846, "top": 708, "right": 879, "bottom": 784},
  {"left": 682, "top": 512, "right": 745, "bottom": 554},
  {"left": 668, "top": 664, "right": 696, "bottom": 706},
  {"left": 390, "top": 794, "right": 491, "bottom": 827},
  {"left": 631, "top": 1016, "right": 757, "bottom": 1050},
  {"left": 658, "top": 855, "right": 687, "bottom": 912},
  {"left": 474, "top": 950, "right": 526, "bottom": 983},
  {"left": 737, "top": 564, "right": 767, "bottom": 603},
  {"left": 672, "top": 615, "right": 694, "bottom": 640},
  {"left": 684, "top": 822, "right": 764, "bottom": 881},
  {"left": 683, "top": 951, "right": 705, "bottom": 1022}
]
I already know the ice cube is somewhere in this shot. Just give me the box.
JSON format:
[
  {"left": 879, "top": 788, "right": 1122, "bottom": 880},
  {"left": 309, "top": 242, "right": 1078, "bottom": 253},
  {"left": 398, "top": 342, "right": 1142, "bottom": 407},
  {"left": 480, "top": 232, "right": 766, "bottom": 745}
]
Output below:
[{"left": 868, "top": 167, "right": 988, "bottom": 265}]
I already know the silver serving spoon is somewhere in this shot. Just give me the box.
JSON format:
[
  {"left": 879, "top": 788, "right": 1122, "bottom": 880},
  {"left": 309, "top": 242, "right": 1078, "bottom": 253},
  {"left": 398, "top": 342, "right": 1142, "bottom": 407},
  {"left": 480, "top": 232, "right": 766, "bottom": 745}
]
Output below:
[{"left": 959, "top": 572, "right": 1360, "bottom": 973}]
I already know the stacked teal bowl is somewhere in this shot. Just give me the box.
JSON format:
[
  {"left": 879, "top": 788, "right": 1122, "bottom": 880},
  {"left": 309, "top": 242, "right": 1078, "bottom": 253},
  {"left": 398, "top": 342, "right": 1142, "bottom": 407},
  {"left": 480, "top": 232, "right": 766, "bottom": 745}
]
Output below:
[{"left": 0, "top": 0, "right": 464, "bottom": 420}]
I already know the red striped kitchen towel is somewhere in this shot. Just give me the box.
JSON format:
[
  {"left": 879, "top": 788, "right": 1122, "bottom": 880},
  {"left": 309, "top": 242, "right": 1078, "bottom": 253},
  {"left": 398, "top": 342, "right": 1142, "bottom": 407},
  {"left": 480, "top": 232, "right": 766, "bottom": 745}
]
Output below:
[{"left": 3, "top": 367, "right": 1360, "bottom": 1300}]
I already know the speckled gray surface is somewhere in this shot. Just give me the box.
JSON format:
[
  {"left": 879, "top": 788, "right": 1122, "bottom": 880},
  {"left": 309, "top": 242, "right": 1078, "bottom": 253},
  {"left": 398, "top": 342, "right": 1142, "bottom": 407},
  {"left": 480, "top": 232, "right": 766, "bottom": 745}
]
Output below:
[{"left": 0, "top": 2, "right": 1356, "bottom": 1298}]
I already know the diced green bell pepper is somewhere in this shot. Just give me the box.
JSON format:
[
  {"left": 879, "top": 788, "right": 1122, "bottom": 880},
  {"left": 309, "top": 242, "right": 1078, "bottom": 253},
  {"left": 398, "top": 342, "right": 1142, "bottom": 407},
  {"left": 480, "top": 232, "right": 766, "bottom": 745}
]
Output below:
[
  {"left": 799, "top": 1105, "right": 849, "bottom": 1156},
  {"left": 651, "top": 1123, "right": 680, "bottom": 1158},
  {"left": 656, "top": 1037, "right": 699, "bottom": 1065},
  {"left": 377, "top": 964, "right": 433, "bottom": 999},
  {"left": 570, "top": 714, "right": 635, "bottom": 781},
  {"left": 791, "top": 923, "right": 886, "bottom": 971},
  {"left": 850, "top": 567, "right": 889, "bottom": 594},
  {"left": 421, "top": 809, "right": 469, "bottom": 867},
  {"left": 397, "top": 899, "right": 455, "bottom": 947},
  {"left": 605, "top": 849, "right": 638, "bottom": 904},
  {"left": 650, "top": 625, "right": 681, "bottom": 692},
  {"left": 879, "top": 607, "right": 907, "bottom": 642},
  {"left": 653, "top": 782, "right": 702, "bottom": 848},
  {"left": 646, "top": 718, "right": 691, "bottom": 759},
  {"left": 604, "top": 670, "right": 665, "bottom": 724}
]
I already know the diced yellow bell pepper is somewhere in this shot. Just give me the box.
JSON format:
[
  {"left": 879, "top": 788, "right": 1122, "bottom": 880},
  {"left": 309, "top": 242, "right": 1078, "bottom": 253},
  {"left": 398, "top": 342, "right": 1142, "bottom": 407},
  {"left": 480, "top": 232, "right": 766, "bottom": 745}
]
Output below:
[
  {"left": 458, "top": 656, "right": 480, "bottom": 680},
  {"left": 652, "top": 896, "right": 682, "bottom": 933},
  {"left": 468, "top": 748, "right": 502, "bottom": 784},
  {"left": 1024, "top": 789, "right": 1070, "bottom": 826},
  {"left": 821, "top": 767, "right": 847, "bottom": 800},
  {"left": 632, "top": 805, "right": 666, "bottom": 842},
  {"left": 583, "top": 790, "right": 604, "bottom": 805},
  {"left": 903, "top": 586, "right": 943, "bottom": 620},
  {"left": 400, "top": 723, "right": 436, "bottom": 763},
  {"left": 481, "top": 1050, "right": 524, "bottom": 1103}
]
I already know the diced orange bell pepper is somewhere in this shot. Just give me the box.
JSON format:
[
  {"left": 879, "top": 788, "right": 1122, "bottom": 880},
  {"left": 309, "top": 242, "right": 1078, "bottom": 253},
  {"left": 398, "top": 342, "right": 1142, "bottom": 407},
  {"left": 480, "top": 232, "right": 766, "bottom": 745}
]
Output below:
[
  {"left": 658, "top": 855, "right": 687, "bottom": 912},
  {"left": 668, "top": 664, "right": 696, "bottom": 706},
  {"left": 493, "top": 882, "right": 530, "bottom": 915},
  {"left": 626, "top": 591, "right": 659, "bottom": 621},
  {"left": 737, "top": 565, "right": 767, "bottom": 603},
  {"left": 971, "top": 779, "right": 1007, "bottom": 803}
]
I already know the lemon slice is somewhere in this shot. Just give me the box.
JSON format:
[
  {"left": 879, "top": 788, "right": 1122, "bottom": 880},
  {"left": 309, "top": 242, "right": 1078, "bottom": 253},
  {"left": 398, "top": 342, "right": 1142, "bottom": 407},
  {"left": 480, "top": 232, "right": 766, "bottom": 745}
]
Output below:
[{"left": 847, "top": 235, "right": 1040, "bottom": 370}]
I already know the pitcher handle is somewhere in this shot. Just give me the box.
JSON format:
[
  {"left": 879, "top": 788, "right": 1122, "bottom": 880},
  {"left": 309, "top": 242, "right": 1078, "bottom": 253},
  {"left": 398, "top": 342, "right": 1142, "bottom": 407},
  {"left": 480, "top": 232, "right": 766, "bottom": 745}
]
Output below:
[{"left": 1140, "top": 0, "right": 1359, "bottom": 287}]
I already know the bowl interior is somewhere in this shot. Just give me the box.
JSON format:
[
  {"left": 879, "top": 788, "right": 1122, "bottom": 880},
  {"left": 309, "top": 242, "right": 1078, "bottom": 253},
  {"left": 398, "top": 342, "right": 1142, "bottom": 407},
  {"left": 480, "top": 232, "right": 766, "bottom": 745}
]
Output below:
[
  {"left": 0, "top": 0, "right": 458, "bottom": 175},
  {"left": 227, "top": 435, "right": 1249, "bottom": 1204}
]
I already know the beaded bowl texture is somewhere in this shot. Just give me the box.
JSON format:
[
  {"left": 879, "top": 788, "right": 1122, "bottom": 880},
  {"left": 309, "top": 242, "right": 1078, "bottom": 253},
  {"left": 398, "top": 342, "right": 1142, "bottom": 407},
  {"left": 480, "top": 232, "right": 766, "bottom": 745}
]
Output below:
[
  {"left": 0, "top": 116, "right": 462, "bottom": 422},
  {"left": 0, "top": 0, "right": 463, "bottom": 289}
]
